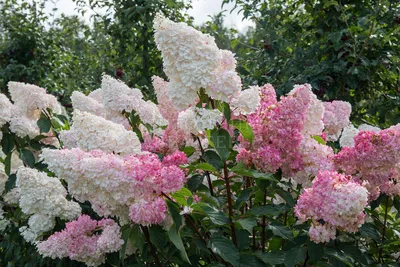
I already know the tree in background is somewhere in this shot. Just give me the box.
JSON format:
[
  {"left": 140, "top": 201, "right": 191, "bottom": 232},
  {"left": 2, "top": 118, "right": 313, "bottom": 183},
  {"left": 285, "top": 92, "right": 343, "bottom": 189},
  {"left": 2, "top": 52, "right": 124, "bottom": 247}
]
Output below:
[{"left": 223, "top": 0, "right": 400, "bottom": 127}]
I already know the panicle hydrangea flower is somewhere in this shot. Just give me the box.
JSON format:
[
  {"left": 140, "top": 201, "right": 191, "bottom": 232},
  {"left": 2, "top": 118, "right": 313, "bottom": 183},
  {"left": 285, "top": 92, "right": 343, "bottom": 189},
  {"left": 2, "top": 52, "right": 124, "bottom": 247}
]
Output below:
[
  {"left": 37, "top": 215, "right": 123, "bottom": 267},
  {"left": 154, "top": 14, "right": 242, "bottom": 109},
  {"left": 291, "top": 138, "right": 334, "bottom": 186},
  {"left": 295, "top": 171, "right": 368, "bottom": 243},
  {"left": 358, "top": 124, "right": 381, "bottom": 132},
  {"left": 9, "top": 115, "right": 40, "bottom": 139},
  {"left": 71, "top": 91, "right": 106, "bottom": 117},
  {"left": 335, "top": 126, "right": 400, "bottom": 198},
  {"left": 230, "top": 86, "right": 261, "bottom": 116},
  {"left": 0, "top": 93, "right": 12, "bottom": 129},
  {"left": 177, "top": 107, "right": 223, "bottom": 135},
  {"left": 101, "top": 75, "right": 167, "bottom": 127},
  {"left": 323, "top": 101, "right": 352, "bottom": 141},
  {"left": 129, "top": 197, "right": 167, "bottom": 225},
  {"left": 8, "top": 82, "right": 62, "bottom": 118},
  {"left": 289, "top": 84, "right": 325, "bottom": 137},
  {"left": 61, "top": 111, "right": 141, "bottom": 155},
  {"left": 41, "top": 148, "right": 187, "bottom": 223},
  {"left": 238, "top": 83, "right": 325, "bottom": 179},
  {"left": 15, "top": 167, "right": 81, "bottom": 243},
  {"left": 339, "top": 124, "right": 359, "bottom": 147},
  {"left": 152, "top": 76, "right": 180, "bottom": 124},
  {"left": 0, "top": 162, "right": 7, "bottom": 195}
]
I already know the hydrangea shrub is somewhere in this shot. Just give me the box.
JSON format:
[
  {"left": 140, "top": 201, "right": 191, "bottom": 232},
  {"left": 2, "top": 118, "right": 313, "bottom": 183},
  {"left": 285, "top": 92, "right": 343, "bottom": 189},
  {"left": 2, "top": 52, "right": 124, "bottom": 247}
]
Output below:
[{"left": 0, "top": 13, "right": 399, "bottom": 266}]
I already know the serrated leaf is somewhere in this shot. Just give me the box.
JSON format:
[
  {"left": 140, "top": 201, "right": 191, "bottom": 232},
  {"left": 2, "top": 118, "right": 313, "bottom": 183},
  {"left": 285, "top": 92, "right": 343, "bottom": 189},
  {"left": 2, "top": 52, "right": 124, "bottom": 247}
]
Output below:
[
  {"left": 210, "top": 128, "right": 232, "bottom": 162},
  {"left": 337, "top": 243, "right": 368, "bottom": 265},
  {"left": 247, "top": 205, "right": 281, "bottom": 217},
  {"left": 255, "top": 251, "right": 286, "bottom": 265},
  {"left": 359, "top": 223, "right": 380, "bottom": 241},
  {"left": 187, "top": 174, "right": 204, "bottom": 192},
  {"left": 208, "top": 236, "right": 239, "bottom": 266},
  {"left": 284, "top": 247, "right": 307, "bottom": 267},
  {"left": 307, "top": 239, "right": 323, "bottom": 263},
  {"left": 230, "top": 120, "right": 254, "bottom": 142},
  {"left": 218, "top": 102, "right": 231, "bottom": 123},
  {"left": 196, "top": 203, "right": 230, "bottom": 225},
  {"left": 325, "top": 248, "right": 353, "bottom": 266},
  {"left": 239, "top": 253, "right": 264, "bottom": 267},
  {"left": 19, "top": 149, "right": 35, "bottom": 167},
  {"left": 166, "top": 200, "right": 183, "bottom": 230},
  {"left": 5, "top": 173, "right": 16, "bottom": 193},
  {"left": 275, "top": 189, "right": 295, "bottom": 207},
  {"left": 268, "top": 222, "right": 293, "bottom": 240},
  {"left": 236, "top": 218, "right": 257, "bottom": 233},
  {"left": 37, "top": 117, "right": 51, "bottom": 133},
  {"left": 191, "top": 162, "right": 217, "bottom": 172},
  {"left": 235, "top": 188, "right": 253, "bottom": 209},
  {"left": 182, "top": 146, "right": 196, "bottom": 157},
  {"left": 1, "top": 133, "right": 14, "bottom": 155},
  {"left": 168, "top": 225, "right": 191, "bottom": 263},
  {"left": 203, "top": 150, "right": 223, "bottom": 170},
  {"left": 4, "top": 153, "right": 11, "bottom": 176}
]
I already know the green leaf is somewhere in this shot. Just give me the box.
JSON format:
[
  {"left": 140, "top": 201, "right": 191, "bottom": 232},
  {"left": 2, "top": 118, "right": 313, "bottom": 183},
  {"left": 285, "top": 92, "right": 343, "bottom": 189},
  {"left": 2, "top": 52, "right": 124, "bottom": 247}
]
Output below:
[
  {"left": 237, "top": 229, "right": 250, "bottom": 251},
  {"left": 19, "top": 149, "right": 35, "bottom": 167},
  {"left": 168, "top": 226, "right": 191, "bottom": 263},
  {"left": 203, "top": 150, "right": 223, "bottom": 170},
  {"left": 312, "top": 135, "right": 326, "bottom": 145},
  {"left": 307, "top": 239, "right": 323, "bottom": 263},
  {"left": 166, "top": 200, "right": 183, "bottom": 230},
  {"left": 236, "top": 218, "right": 257, "bottom": 233},
  {"left": 208, "top": 236, "right": 239, "bottom": 266},
  {"left": 4, "top": 153, "right": 11, "bottom": 176},
  {"left": 325, "top": 248, "right": 353, "bottom": 266},
  {"left": 275, "top": 189, "right": 295, "bottom": 207},
  {"left": 218, "top": 102, "right": 231, "bottom": 124},
  {"left": 1, "top": 133, "right": 14, "bottom": 155},
  {"left": 128, "top": 225, "right": 145, "bottom": 253},
  {"left": 255, "top": 251, "right": 286, "bottom": 265},
  {"left": 247, "top": 205, "right": 281, "bottom": 217},
  {"left": 37, "top": 117, "right": 51, "bottom": 133},
  {"left": 239, "top": 253, "right": 264, "bottom": 267},
  {"left": 323, "top": 0, "right": 339, "bottom": 9},
  {"left": 182, "top": 146, "right": 196, "bottom": 157},
  {"left": 190, "top": 162, "right": 217, "bottom": 172},
  {"left": 235, "top": 188, "right": 253, "bottom": 209},
  {"left": 171, "top": 188, "right": 192, "bottom": 206},
  {"left": 120, "top": 225, "right": 139, "bottom": 260},
  {"left": 5, "top": 174, "right": 17, "bottom": 194},
  {"left": 268, "top": 222, "right": 293, "bottom": 240},
  {"left": 284, "top": 247, "right": 307, "bottom": 267},
  {"left": 230, "top": 120, "right": 254, "bottom": 142},
  {"left": 210, "top": 128, "right": 232, "bottom": 162},
  {"left": 196, "top": 203, "right": 230, "bottom": 225},
  {"left": 337, "top": 243, "right": 368, "bottom": 265},
  {"left": 187, "top": 174, "right": 204, "bottom": 192},
  {"left": 359, "top": 223, "right": 380, "bottom": 241}
]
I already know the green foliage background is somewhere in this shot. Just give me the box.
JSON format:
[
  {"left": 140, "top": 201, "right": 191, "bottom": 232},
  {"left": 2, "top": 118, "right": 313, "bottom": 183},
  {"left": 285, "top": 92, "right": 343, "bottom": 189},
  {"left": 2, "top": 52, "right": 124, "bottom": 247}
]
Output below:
[{"left": 1, "top": 0, "right": 400, "bottom": 266}]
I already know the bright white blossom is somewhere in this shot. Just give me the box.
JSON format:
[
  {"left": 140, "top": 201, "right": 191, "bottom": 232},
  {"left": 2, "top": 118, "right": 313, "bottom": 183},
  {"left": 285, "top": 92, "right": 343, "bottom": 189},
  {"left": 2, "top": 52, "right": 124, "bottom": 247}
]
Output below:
[
  {"left": 61, "top": 111, "right": 141, "bottom": 155},
  {"left": 15, "top": 167, "right": 81, "bottom": 242},
  {"left": 230, "top": 86, "right": 261, "bottom": 115},
  {"left": 177, "top": 107, "right": 223, "bottom": 135}
]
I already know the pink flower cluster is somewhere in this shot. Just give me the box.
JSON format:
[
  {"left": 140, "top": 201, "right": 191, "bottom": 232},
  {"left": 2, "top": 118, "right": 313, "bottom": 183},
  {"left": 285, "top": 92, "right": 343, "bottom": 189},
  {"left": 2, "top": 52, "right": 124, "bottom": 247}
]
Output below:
[
  {"left": 334, "top": 126, "right": 400, "bottom": 199},
  {"left": 237, "top": 83, "right": 333, "bottom": 184},
  {"left": 295, "top": 171, "right": 368, "bottom": 243},
  {"left": 37, "top": 215, "right": 123, "bottom": 267},
  {"left": 41, "top": 148, "right": 187, "bottom": 225},
  {"left": 323, "top": 101, "right": 352, "bottom": 141},
  {"left": 129, "top": 197, "right": 167, "bottom": 225}
]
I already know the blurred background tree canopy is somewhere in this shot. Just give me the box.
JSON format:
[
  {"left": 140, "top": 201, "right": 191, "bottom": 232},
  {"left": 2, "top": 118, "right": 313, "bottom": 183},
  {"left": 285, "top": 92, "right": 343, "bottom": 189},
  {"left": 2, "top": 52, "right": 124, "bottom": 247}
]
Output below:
[{"left": 0, "top": 0, "right": 399, "bottom": 124}]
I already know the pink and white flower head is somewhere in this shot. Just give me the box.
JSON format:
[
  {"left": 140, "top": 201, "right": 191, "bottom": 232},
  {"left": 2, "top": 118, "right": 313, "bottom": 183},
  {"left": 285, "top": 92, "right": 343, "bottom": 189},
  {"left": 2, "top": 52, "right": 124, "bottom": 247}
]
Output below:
[
  {"left": 323, "top": 100, "right": 352, "bottom": 141},
  {"left": 295, "top": 171, "right": 368, "bottom": 243},
  {"left": 37, "top": 215, "right": 123, "bottom": 267}
]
